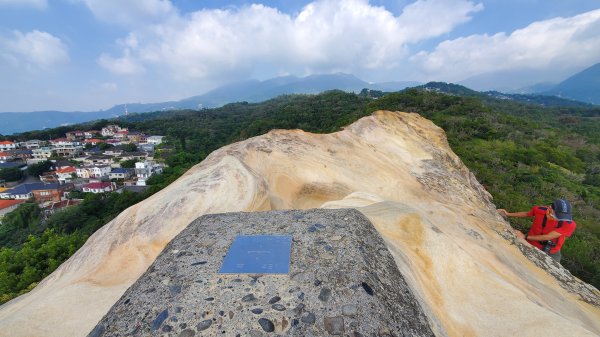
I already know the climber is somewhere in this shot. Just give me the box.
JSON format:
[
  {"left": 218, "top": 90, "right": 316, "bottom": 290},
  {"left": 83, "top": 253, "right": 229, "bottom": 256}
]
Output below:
[{"left": 498, "top": 199, "right": 576, "bottom": 263}]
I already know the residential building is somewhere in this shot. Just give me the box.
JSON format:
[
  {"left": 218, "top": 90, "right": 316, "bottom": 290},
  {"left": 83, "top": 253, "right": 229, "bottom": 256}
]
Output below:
[
  {"left": 113, "top": 130, "right": 129, "bottom": 140},
  {"left": 83, "top": 147, "right": 103, "bottom": 156},
  {"left": 23, "top": 140, "right": 43, "bottom": 149},
  {"left": 138, "top": 143, "right": 155, "bottom": 152},
  {"left": 135, "top": 160, "right": 163, "bottom": 186},
  {"left": 42, "top": 199, "right": 82, "bottom": 218},
  {"left": 146, "top": 136, "right": 164, "bottom": 145},
  {"left": 82, "top": 182, "right": 116, "bottom": 193},
  {"left": 32, "top": 183, "right": 73, "bottom": 203},
  {"left": 50, "top": 138, "right": 80, "bottom": 147},
  {"left": 90, "top": 165, "right": 111, "bottom": 178},
  {"left": 84, "top": 138, "right": 105, "bottom": 146},
  {"left": 52, "top": 160, "right": 75, "bottom": 169},
  {"left": 31, "top": 147, "right": 55, "bottom": 162},
  {"left": 106, "top": 139, "right": 122, "bottom": 146},
  {"left": 0, "top": 183, "right": 72, "bottom": 202},
  {"left": 66, "top": 130, "right": 85, "bottom": 140},
  {"left": 9, "top": 149, "right": 33, "bottom": 161},
  {"left": 84, "top": 155, "right": 113, "bottom": 166},
  {"left": 0, "top": 152, "right": 14, "bottom": 163},
  {"left": 84, "top": 130, "right": 100, "bottom": 139},
  {"left": 127, "top": 132, "right": 146, "bottom": 144},
  {"left": 101, "top": 125, "right": 125, "bottom": 137},
  {"left": 118, "top": 152, "right": 147, "bottom": 163},
  {"left": 53, "top": 145, "right": 83, "bottom": 158},
  {"left": 56, "top": 166, "right": 77, "bottom": 183},
  {"left": 0, "top": 199, "right": 25, "bottom": 224},
  {"left": 103, "top": 147, "right": 123, "bottom": 156},
  {"left": 0, "top": 161, "right": 25, "bottom": 170},
  {"left": 39, "top": 172, "right": 58, "bottom": 184},
  {"left": 109, "top": 168, "right": 132, "bottom": 180},
  {"left": 0, "top": 141, "right": 17, "bottom": 151},
  {"left": 76, "top": 167, "right": 92, "bottom": 179}
]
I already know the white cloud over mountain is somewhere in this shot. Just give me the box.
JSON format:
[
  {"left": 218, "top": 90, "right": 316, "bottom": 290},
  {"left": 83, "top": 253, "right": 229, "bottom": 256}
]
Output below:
[
  {"left": 1, "top": 30, "right": 69, "bottom": 70},
  {"left": 98, "top": 0, "right": 483, "bottom": 82},
  {"left": 412, "top": 8, "right": 600, "bottom": 81}
]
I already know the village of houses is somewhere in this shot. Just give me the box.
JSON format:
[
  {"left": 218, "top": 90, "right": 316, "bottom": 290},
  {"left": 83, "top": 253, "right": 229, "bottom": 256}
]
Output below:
[{"left": 0, "top": 125, "right": 165, "bottom": 223}]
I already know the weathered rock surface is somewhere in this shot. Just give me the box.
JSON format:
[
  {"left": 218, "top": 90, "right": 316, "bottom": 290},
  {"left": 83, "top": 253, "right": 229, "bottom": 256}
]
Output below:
[
  {"left": 1, "top": 111, "right": 599, "bottom": 337},
  {"left": 89, "top": 209, "right": 434, "bottom": 336}
]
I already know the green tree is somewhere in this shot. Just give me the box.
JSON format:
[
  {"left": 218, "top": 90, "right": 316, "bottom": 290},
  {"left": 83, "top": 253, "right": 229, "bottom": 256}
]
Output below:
[
  {"left": 121, "top": 143, "right": 137, "bottom": 152},
  {"left": 27, "top": 161, "right": 52, "bottom": 177},
  {"left": 0, "top": 167, "right": 23, "bottom": 182}
]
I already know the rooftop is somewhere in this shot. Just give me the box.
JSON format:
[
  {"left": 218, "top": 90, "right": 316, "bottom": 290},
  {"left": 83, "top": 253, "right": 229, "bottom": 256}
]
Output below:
[{"left": 0, "top": 199, "right": 25, "bottom": 210}]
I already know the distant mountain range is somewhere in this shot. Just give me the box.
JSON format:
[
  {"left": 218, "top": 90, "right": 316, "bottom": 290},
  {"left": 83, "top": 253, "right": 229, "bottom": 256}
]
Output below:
[
  {"left": 0, "top": 74, "right": 419, "bottom": 135},
  {"left": 545, "top": 62, "right": 600, "bottom": 104},
  {"left": 1, "top": 63, "right": 599, "bottom": 135}
]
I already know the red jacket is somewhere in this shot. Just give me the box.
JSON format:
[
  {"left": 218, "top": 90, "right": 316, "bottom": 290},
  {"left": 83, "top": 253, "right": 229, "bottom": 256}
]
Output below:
[{"left": 526, "top": 206, "right": 576, "bottom": 253}]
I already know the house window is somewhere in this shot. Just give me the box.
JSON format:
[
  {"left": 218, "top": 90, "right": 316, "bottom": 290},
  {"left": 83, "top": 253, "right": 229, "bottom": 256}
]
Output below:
[{"left": 40, "top": 191, "right": 50, "bottom": 196}]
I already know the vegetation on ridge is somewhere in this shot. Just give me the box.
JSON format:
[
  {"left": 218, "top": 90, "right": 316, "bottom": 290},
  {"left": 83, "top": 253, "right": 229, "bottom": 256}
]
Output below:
[{"left": 1, "top": 88, "right": 599, "bottom": 304}]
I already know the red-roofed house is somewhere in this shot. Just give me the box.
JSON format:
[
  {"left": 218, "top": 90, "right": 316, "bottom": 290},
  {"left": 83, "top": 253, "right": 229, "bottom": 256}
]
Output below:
[
  {"left": 56, "top": 166, "right": 77, "bottom": 183},
  {"left": 84, "top": 139, "right": 105, "bottom": 146},
  {"left": 42, "top": 199, "right": 82, "bottom": 217},
  {"left": 82, "top": 182, "right": 116, "bottom": 193},
  {"left": 113, "top": 130, "right": 129, "bottom": 140},
  {"left": 0, "top": 141, "right": 17, "bottom": 151},
  {"left": 0, "top": 199, "right": 25, "bottom": 223},
  {"left": 0, "top": 151, "right": 14, "bottom": 163}
]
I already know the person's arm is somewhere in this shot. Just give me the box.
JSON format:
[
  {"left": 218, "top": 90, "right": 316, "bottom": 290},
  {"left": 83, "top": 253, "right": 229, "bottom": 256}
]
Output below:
[
  {"left": 498, "top": 209, "right": 529, "bottom": 217},
  {"left": 525, "top": 231, "right": 561, "bottom": 242}
]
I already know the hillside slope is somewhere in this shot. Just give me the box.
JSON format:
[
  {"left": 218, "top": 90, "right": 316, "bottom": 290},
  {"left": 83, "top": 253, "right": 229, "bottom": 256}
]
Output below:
[{"left": 0, "top": 111, "right": 598, "bottom": 336}]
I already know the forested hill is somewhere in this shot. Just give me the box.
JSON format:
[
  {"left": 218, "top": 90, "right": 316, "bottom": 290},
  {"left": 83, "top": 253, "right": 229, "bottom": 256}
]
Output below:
[{"left": 1, "top": 88, "right": 600, "bottom": 305}]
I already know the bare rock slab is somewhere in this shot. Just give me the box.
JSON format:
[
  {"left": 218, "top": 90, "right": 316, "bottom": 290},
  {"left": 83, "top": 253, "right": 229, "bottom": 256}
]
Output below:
[{"left": 87, "top": 209, "right": 434, "bottom": 336}]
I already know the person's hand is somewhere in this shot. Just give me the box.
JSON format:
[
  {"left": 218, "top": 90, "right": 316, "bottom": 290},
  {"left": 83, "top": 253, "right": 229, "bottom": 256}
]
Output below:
[
  {"left": 515, "top": 230, "right": 525, "bottom": 239},
  {"left": 498, "top": 209, "right": 508, "bottom": 217}
]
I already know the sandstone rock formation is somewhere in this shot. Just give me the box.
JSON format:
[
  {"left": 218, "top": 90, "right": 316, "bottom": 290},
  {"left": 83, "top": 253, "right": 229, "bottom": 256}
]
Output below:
[{"left": 0, "top": 111, "right": 599, "bottom": 336}]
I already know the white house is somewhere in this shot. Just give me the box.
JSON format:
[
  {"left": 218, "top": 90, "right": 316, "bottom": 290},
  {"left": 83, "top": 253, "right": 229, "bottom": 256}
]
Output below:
[
  {"left": 101, "top": 125, "right": 126, "bottom": 137},
  {"left": 76, "top": 167, "right": 92, "bottom": 179},
  {"left": 31, "top": 147, "right": 55, "bottom": 163},
  {"left": 0, "top": 141, "right": 17, "bottom": 151},
  {"left": 23, "top": 140, "right": 42, "bottom": 149},
  {"left": 90, "top": 165, "right": 111, "bottom": 178},
  {"left": 146, "top": 136, "right": 164, "bottom": 145},
  {"left": 135, "top": 160, "right": 163, "bottom": 186}
]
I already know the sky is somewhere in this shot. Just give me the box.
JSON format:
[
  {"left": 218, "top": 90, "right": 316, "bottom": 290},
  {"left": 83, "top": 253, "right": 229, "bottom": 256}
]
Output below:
[{"left": 1, "top": 0, "right": 599, "bottom": 112}]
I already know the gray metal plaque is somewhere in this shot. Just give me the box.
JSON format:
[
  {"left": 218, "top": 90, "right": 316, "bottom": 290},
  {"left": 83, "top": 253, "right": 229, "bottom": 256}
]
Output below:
[{"left": 219, "top": 235, "right": 292, "bottom": 274}]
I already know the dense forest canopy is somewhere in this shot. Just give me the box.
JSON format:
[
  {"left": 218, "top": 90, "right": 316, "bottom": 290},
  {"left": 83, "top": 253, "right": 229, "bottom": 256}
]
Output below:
[{"left": 1, "top": 87, "right": 599, "bottom": 304}]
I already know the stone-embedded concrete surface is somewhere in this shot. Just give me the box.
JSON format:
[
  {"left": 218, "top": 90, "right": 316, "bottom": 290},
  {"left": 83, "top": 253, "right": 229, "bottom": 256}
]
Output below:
[{"left": 88, "top": 209, "right": 435, "bottom": 337}]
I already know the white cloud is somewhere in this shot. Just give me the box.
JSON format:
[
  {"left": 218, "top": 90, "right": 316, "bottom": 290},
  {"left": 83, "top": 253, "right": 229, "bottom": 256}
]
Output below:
[
  {"left": 76, "top": 0, "right": 177, "bottom": 27},
  {"left": 98, "top": 0, "right": 482, "bottom": 81},
  {"left": 411, "top": 8, "right": 600, "bottom": 82},
  {"left": 0, "top": 0, "right": 47, "bottom": 10},
  {"left": 98, "top": 52, "right": 145, "bottom": 75},
  {"left": 1, "top": 30, "right": 69, "bottom": 70}
]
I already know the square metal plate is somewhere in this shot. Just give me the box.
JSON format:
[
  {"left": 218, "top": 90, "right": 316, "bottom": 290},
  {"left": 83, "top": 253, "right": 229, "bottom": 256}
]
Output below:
[{"left": 219, "top": 235, "right": 292, "bottom": 274}]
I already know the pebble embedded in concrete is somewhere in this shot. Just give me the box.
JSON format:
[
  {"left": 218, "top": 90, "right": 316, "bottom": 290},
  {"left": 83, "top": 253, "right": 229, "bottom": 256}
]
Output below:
[{"left": 86, "top": 209, "right": 435, "bottom": 337}]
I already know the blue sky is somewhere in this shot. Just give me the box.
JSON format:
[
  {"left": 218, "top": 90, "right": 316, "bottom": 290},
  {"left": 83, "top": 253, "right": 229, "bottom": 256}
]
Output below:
[{"left": 1, "top": 0, "right": 599, "bottom": 112}]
